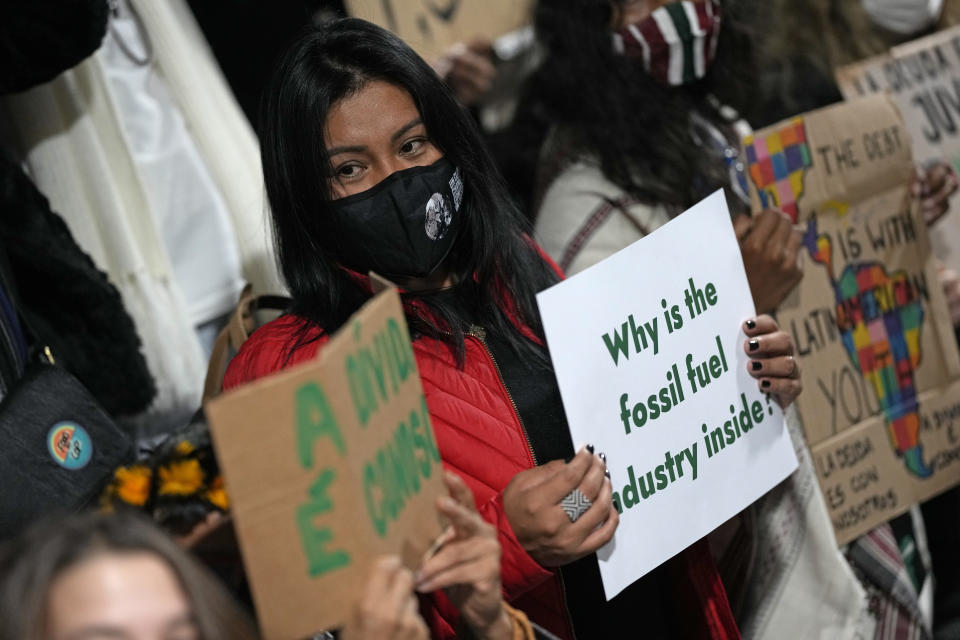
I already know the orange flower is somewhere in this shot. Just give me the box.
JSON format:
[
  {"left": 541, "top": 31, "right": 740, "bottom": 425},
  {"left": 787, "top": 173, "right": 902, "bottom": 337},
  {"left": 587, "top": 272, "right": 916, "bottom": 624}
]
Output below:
[
  {"left": 174, "top": 440, "right": 195, "bottom": 456},
  {"left": 206, "top": 475, "right": 229, "bottom": 510},
  {"left": 158, "top": 459, "right": 204, "bottom": 496},
  {"left": 114, "top": 465, "right": 152, "bottom": 506}
]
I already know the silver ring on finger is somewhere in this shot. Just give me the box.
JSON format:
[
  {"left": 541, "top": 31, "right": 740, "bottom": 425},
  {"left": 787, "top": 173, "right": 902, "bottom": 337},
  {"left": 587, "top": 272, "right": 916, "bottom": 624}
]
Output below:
[
  {"left": 789, "top": 357, "right": 800, "bottom": 379},
  {"left": 561, "top": 488, "right": 592, "bottom": 523}
]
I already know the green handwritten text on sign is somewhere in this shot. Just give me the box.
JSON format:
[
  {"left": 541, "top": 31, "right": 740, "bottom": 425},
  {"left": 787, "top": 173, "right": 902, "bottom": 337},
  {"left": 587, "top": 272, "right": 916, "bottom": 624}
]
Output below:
[
  {"left": 347, "top": 317, "right": 416, "bottom": 427},
  {"left": 295, "top": 382, "right": 350, "bottom": 576},
  {"left": 364, "top": 395, "right": 441, "bottom": 537}
]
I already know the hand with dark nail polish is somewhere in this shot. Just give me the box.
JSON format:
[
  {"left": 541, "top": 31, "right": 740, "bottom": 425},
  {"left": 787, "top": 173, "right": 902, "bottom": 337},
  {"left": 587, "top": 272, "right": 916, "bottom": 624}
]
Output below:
[{"left": 736, "top": 314, "right": 803, "bottom": 410}]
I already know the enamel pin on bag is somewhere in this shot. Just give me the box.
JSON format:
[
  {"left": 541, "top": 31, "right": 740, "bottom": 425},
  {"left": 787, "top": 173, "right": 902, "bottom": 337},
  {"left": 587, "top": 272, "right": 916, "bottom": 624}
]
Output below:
[{"left": 0, "top": 350, "right": 134, "bottom": 539}]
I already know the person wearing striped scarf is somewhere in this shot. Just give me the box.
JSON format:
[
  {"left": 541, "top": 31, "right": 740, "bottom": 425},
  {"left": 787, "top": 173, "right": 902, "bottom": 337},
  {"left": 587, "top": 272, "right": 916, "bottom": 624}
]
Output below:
[
  {"left": 613, "top": 0, "right": 722, "bottom": 86},
  {"left": 526, "top": 2, "right": 953, "bottom": 639}
]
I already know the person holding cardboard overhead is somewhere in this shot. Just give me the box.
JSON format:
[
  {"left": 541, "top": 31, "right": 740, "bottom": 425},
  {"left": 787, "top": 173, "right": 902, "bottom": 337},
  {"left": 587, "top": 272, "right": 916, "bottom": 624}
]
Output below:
[
  {"left": 97, "top": 414, "right": 542, "bottom": 639},
  {"left": 223, "top": 17, "right": 802, "bottom": 639},
  {"left": 3, "top": 484, "right": 542, "bottom": 640}
]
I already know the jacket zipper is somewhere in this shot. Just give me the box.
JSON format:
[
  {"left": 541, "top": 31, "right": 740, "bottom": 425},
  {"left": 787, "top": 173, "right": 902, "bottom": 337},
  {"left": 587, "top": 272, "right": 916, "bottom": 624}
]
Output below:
[
  {"left": 466, "top": 325, "right": 538, "bottom": 465},
  {"left": 467, "top": 325, "right": 578, "bottom": 640}
]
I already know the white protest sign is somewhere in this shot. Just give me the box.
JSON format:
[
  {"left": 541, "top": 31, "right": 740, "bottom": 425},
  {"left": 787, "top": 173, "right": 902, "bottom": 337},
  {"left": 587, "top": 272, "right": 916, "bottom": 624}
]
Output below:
[{"left": 536, "top": 190, "right": 798, "bottom": 598}]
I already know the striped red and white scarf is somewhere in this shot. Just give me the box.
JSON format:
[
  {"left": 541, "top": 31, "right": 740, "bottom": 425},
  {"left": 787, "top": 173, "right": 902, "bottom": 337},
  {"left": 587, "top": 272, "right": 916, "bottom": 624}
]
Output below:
[
  {"left": 849, "top": 520, "right": 932, "bottom": 640},
  {"left": 614, "top": 0, "right": 722, "bottom": 86}
]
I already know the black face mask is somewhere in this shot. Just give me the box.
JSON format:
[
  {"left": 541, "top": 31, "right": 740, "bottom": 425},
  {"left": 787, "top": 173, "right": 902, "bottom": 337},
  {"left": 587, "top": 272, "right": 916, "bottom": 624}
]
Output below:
[{"left": 327, "top": 158, "right": 463, "bottom": 279}]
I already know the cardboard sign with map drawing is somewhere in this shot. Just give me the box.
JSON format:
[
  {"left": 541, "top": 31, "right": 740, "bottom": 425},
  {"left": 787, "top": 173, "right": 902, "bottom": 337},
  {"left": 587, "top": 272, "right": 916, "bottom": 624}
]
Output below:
[
  {"left": 205, "top": 287, "right": 446, "bottom": 639},
  {"left": 345, "top": 0, "right": 533, "bottom": 62},
  {"left": 836, "top": 25, "right": 960, "bottom": 272},
  {"left": 742, "top": 93, "right": 960, "bottom": 545}
]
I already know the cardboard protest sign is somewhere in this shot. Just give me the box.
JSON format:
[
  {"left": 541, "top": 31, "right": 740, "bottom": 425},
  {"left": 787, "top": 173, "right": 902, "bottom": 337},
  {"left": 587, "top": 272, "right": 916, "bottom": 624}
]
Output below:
[
  {"left": 205, "top": 287, "right": 446, "bottom": 639},
  {"left": 836, "top": 26, "right": 960, "bottom": 271},
  {"left": 536, "top": 190, "right": 798, "bottom": 599},
  {"left": 742, "top": 93, "right": 960, "bottom": 545},
  {"left": 345, "top": 0, "right": 533, "bottom": 61}
]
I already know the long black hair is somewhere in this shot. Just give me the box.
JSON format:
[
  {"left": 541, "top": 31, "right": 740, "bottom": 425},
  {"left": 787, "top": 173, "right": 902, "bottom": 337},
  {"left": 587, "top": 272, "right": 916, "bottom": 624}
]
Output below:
[
  {"left": 522, "top": 0, "right": 753, "bottom": 213},
  {"left": 259, "top": 18, "right": 559, "bottom": 365}
]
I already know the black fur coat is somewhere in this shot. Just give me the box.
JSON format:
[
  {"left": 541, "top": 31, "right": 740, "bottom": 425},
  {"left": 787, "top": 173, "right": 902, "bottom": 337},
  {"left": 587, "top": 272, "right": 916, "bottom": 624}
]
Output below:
[
  {"left": 0, "top": 0, "right": 110, "bottom": 94},
  {"left": 0, "top": 155, "right": 155, "bottom": 418}
]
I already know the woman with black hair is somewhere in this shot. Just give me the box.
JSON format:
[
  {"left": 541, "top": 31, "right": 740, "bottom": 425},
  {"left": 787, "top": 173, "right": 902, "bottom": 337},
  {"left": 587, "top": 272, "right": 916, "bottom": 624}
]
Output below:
[
  {"left": 223, "top": 17, "right": 802, "bottom": 639},
  {"left": 526, "top": 4, "right": 960, "bottom": 639},
  {"left": 527, "top": 0, "right": 954, "bottom": 307},
  {"left": 527, "top": 0, "right": 807, "bottom": 313}
]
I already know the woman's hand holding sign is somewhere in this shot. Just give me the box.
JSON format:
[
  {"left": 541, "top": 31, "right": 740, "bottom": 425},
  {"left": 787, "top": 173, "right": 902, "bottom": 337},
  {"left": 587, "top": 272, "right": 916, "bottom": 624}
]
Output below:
[
  {"left": 341, "top": 557, "right": 429, "bottom": 640},
  {"left": 938, "top": 264, "right": 960, "bottom": 328},
  {"left": 911, "top": 161, "right": 958, "bottom": 226},
  {"left": 742, "top": 315, "right": 802, "bottom": 408},
  {"left": 503, "top": 448, "right": 618, "bottom": 567},
  {"left": 352, "top": 472, "right": 519, "bottom": 640},
  {"left": 415, "top": 472, "right": 514, "bottom": 640},
  {"left": 734, "top": 209, "right": 804, "bottom": 314}
]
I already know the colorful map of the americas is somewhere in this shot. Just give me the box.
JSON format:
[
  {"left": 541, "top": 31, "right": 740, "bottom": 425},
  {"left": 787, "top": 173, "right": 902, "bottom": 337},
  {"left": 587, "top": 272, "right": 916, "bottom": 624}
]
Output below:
[
  {"left": 744, "top": 118, "right": 813, "bottom": 223},
  {"left": 803, "top": 218, "right": 932, "bottom": 478}
]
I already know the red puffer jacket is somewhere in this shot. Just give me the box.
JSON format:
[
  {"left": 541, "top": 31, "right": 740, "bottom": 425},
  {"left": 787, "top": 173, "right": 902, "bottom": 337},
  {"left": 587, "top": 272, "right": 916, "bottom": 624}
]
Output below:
[{"left": 223, "top": 289, "right": 740, "bottom": 640}]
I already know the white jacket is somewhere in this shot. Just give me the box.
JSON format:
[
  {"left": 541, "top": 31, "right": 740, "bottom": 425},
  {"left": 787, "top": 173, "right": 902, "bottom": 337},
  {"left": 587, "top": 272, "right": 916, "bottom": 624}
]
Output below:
[{"left": 2, "top": 0, "right": 281, "bottom": 430}]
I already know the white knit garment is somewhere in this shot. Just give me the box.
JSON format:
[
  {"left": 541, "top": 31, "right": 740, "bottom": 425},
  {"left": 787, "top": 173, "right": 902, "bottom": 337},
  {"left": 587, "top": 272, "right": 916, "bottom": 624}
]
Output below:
[
  {"left": 3, "top": 0, "right": 282, "bottom": 430},
  {"left": 102, "top": 3, "right": 246, "bottom": 326}
]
